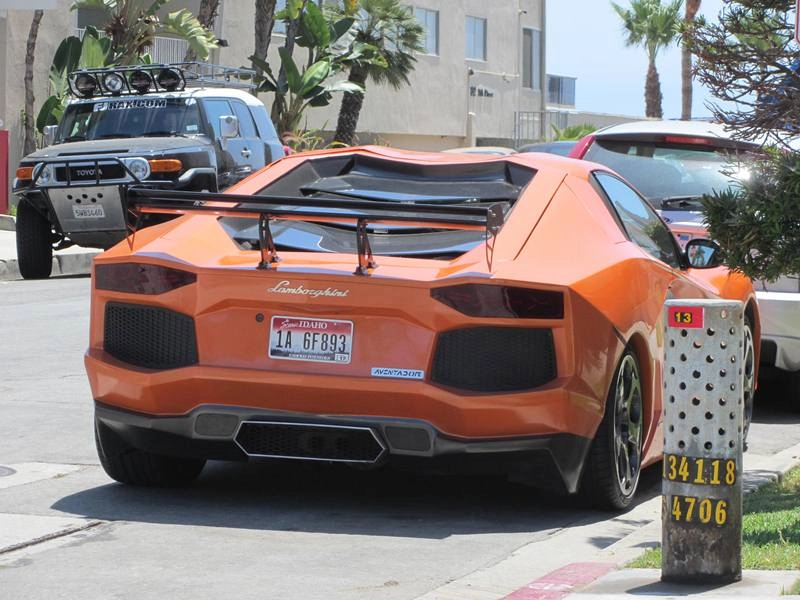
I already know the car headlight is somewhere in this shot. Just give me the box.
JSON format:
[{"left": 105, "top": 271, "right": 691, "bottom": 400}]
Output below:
[
  {"left": 123, "top": 157, "right": 151, "bottom": 181},
  {"left": 34, "top": 163, "right": 55, "bottom": 185}
]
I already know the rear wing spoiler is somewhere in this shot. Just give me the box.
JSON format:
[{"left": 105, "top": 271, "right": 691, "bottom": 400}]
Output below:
[{"left": 124, "top": 187, "right": 506, "bottom": 275}]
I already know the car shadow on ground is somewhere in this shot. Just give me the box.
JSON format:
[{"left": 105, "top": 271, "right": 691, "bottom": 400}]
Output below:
[{"left": 51, "top": 461, "right": 663, "bottom": 541}]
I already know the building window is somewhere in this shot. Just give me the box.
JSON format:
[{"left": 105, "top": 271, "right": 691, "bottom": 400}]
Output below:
[
  {"left": 522, "top": 27, "right": 542, "bottom": 90},
  {"left": 465, "top": 16, "right": 486, "bottom": 61},
  {"left": 415, "top": 8, "right": 439, "bottom": 55},
  {"left": 547, "top": 75, "right": 576, "bottom": 106}
]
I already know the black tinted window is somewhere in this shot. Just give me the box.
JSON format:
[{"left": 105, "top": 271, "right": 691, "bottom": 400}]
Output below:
[
  {"left": 594, "top": 172, "right": 681, "bottom": 268},
  {"left": 203, "top": 99, "right": 237, "bottom": 138},
  {"left": 58, "top": 97, "right": 202, "bottom": 141},
  {"left": 231, "top": 101, "right": 257, "bottom": 138},
  {"left": 585, "top": 138, "right": 756, "bottom": 201}
]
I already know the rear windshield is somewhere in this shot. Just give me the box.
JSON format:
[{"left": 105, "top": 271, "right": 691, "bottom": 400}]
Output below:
[
  {"left": 221, "top": 153, "right": 535, "bottom": 260},
  {"left": 57, "top": 97, "right": 204, "bottom": 142},
  {"left": 584, "top": 139, "right": 757, "bottom": 202}
]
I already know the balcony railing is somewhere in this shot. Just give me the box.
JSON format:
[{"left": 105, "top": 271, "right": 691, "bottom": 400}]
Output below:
[{"left": 74, "top": 28, "right": 189, "bottom": 64}]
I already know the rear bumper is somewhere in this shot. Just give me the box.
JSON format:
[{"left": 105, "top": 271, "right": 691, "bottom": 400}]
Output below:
[
  {"left": 756, "top": 291, "right": 800, "bottom": 371},
  {"left": 94, "top": 401, "right": 592, "bottom": 494}
]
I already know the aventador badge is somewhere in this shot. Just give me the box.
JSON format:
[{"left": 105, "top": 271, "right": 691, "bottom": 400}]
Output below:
[{"left": 370, "top": 367, "right": 425, "bottom": 380}]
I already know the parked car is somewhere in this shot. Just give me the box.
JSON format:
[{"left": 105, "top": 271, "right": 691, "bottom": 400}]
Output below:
[
  {"left": 85, "top": 146, "right": 758, "bottom": 510},
  {"left": 517, "top": 140, "right": 577, "bottom": 156},
  {"left": 13, "top": 63, "right": 285, "bottom": 279},
  {"left": 570, "top": 120, "right": 797, "bottom": 388}
]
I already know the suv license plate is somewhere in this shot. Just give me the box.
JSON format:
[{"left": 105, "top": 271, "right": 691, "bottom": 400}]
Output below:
[
  {"left": 72, "top": 204, "right": 106, "bottom": 219},
  {"left": 269, "top": 316, "right": 353, "bottom": 364}
]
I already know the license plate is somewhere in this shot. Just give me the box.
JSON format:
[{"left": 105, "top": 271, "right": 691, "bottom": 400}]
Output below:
[
  {"left": 72, "top": 204, "right": 106, "bottom": 219},
  {"left": 269, "top": 316, "right": 353, "bottom": 364}
]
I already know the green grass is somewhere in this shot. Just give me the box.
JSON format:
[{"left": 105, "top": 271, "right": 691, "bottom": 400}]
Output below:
[{"left": 628, "top": 466, "right": 800, "bottom": 591}]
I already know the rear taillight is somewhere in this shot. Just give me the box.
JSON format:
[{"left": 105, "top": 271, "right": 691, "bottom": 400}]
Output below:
[
  {"left": 431, "top": 284, "right": 564, "bottom": 319},
  {"left": 569, "top": 134, "right": 596, "bottom": 158},
  {"left": 95, "top": 263, "right": 196, "bottom": 294}
]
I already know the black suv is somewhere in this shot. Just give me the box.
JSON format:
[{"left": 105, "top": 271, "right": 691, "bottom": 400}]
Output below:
[{"left": 13, "top": 63, "right": 284, "bottom": 279}]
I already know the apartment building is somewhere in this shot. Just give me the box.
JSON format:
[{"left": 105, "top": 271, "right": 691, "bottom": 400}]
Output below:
[{"left": 0, "top": 1, "right": 557, "bottom": 206}]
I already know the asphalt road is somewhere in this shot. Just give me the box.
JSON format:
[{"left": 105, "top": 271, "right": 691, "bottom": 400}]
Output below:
[{"left": 1, "top": 275, "right": 798, "bottom": 600}]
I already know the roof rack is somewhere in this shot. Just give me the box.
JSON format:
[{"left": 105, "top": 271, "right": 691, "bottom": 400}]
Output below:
[{"left": 175, "top": 62, "right": 257, "bottom": 90}]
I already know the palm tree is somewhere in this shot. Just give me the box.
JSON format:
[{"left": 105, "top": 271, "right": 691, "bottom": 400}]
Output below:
[
  {"left": 70, "top": 0, "right": 218, "bottom": 64},
  {"left": 329, "top": 0, "right": 424, "bottom": 146},
  {"left": 254, "top": 0, "right": 279, "bottom": 80},
  {"left": 681, "top": 0, "right": 701, "bottom": 120},
  {"left": 23, "top": 10, "right": 44, "bottom": 155},
  {"left": 612, "top": 0, "right": 683, "bottom": 118}
]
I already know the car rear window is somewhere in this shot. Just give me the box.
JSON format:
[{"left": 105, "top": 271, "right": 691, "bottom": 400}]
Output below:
[{"left": 584, "top": 139, "right": 755, "bottom": 202}]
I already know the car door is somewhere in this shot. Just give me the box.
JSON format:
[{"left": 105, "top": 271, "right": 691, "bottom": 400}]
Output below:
[{"left": 202, "top": 98, "right": 263, "bottom": 188}]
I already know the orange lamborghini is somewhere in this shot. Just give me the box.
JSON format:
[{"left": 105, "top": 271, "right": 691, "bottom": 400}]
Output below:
[{"left": 85, "top": 146, "right": 759, "bottom": 510}]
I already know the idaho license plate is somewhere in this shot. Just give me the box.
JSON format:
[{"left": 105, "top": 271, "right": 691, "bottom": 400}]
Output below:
[{"left": 269, "top": 316, "right": 353, "bottom": 363}]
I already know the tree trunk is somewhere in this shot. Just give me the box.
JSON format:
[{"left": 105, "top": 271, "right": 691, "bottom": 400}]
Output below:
[
  {"left": 254, "top": 0, "right": 277, "bottom": 78},
  {"left": 645, "top": 59, "right": 663, "bottom": 119},
  {"left": 23, "top": 10, "right": 44, "bottom": 155},
  {"left": 271, "top": 1, "right": 305, "bottom": 127},
  {"left": 681, "top": 0, "right": 701, "bottom": 120},
  {"left": 333, "top": 70, "right": 366, "bottom": 146},
  {"left": 184, "top": 0, "right": 220, "bottom": 62}
]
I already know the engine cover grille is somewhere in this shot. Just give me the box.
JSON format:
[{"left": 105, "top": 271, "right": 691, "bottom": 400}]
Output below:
[
  {"left": 431, "top": 326, "right": 556, "bottom": 392},
  {"left": 104, "top": 302, "right": 198, "bottom": 369},
  {"left": 235, "top": 421, "right": 386, "bottom": 463}
]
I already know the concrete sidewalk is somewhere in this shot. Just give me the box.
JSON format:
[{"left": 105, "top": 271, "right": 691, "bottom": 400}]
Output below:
[
  {"left": 2, "top": 210, "right": 800, "bottom": 599},
  {"left": 0, "top": 213, "right": 98, "bottom": 280},
  {"left": 418, "top": 441, "right": 800, "bottom": 599}
]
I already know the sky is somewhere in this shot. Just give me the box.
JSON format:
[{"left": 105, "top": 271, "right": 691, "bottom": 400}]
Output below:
[{"left": 546, "top": 0, "right": 726, "bottom": 119}]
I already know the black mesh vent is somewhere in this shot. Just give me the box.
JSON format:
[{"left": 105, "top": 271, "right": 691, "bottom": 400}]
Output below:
[
  {"left": 104, "top": 302, "right": 198, "bottom": 369},
  {"left": 431, "top": 327, "right": 556, "bottom": 392},
  {"left": 236, "top": 422, "right": 384, "bottom": 463}
]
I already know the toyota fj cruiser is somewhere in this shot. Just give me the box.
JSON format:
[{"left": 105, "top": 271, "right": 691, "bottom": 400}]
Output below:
[{"left": 13, "top": 63, "right": 285, "bottom": 279}]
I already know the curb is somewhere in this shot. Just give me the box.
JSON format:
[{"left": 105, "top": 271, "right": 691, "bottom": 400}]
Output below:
[
  {"left": 0, "top": 251, "right": 97, "bottom": 281},
  {"left": 0, "top": 214, "right": 15, "bottom": 232}
]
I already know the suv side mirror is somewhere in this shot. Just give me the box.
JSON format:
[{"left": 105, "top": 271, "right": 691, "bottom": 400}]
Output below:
[
  {"left": 218, "top": 115, "right": 239, "bottom": 151},
  {"left": 685, "top": 238, "right": 722, "bottom": 269},
  {"left": 219, "top": 115, "right": 238, "bottom": 139},
  {"left": 43, "top": 125, "right": 58, "bottom": 147}
]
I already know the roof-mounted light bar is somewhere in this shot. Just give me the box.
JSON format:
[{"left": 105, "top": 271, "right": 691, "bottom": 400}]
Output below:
[{"left": 68, "top": 62, "right": 255, "bottom": 99}]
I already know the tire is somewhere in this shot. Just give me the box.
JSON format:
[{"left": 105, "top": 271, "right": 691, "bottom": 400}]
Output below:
[
  {"left": 15, "top": 200, "right": 53, "bottom": 279},
  {"left": 95, "top": 417, "right": 205, "bottom": 487},
  {"left": 742, "top": 316, "right": 755, "bottom": 446},
  {"left": 580, "top": 348, "right": 644, "bottom": 511}
]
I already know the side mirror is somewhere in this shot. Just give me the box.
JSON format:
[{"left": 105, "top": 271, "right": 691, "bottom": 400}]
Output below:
[
  {"left": 43, "top": 125, "right": 58, "bottom": 147},
  {"left": 685, "top": 238, "right": 722, "bottom": 269},
  {"left": 219, "top": 115, "right": 238, "bottom": 139}
]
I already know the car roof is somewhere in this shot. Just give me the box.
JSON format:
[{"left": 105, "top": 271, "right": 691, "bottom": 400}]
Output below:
[{"left": 593, "top": 119, "right": 740, "bottom": 139}]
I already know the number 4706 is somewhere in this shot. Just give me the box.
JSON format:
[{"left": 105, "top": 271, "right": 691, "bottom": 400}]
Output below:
[{"left": 670, "top": 495, "right": 728, "bottom": 526}]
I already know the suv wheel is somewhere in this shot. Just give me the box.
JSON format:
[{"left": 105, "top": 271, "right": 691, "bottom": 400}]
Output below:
[{"left": 16, "top": 200, "right": 53, "bottom": 279}]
